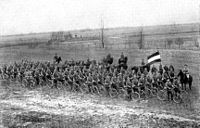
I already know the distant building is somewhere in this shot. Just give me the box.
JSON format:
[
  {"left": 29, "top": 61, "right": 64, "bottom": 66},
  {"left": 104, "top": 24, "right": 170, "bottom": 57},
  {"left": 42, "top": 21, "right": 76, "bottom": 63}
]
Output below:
[{"left": 50, "top": 31, "right": 73, "bottom": 42}]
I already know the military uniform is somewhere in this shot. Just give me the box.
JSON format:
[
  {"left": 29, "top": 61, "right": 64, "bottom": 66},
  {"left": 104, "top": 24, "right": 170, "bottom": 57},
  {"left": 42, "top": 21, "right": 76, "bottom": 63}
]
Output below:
[{"left": 166, "top": 80, "right": 173, "bottom": 101}]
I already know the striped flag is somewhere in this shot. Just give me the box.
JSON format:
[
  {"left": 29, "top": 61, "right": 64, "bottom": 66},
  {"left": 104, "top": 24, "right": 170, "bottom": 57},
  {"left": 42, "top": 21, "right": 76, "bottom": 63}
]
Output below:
[{"left": 147, "top": 51, "right": 161, "bottom": 65}]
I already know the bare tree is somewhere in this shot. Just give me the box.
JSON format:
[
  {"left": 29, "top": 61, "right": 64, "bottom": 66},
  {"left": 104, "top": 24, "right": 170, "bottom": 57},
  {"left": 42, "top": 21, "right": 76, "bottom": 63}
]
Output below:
[
  {"left": 170, "top": 23, "right": 178, "bottom": 35},
  {"left": 169, "top": 23, "right": 179, "bottom": 49},
  {"left": 198, "top": 5, "right": 200, "bottom": 48},
  {"left": 175, "top": 38, "right": 184, "bottom": 49},
  {"left": 194, "top": 38, "right": 199, "bottom": 48},
  {"left": 167, "top": 39, "right": 173, "bottom": 49}
]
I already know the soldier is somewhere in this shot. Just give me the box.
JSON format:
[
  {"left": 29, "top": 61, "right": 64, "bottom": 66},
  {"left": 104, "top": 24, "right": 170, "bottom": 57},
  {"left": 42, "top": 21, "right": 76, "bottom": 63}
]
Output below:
[
  {"left": 159, "top": 62, "right": 163, "bottom": 75},
  {"left": 169, "top": 68, "right": 175, "bottom": 83},
  {"left": 151, "top": 65, "right": 158, "bottom": 74},
  {"left": 183, "top": 64, "right": 189, "bottom": 74},
  {"left": 118, "top": 52, "right": 128, "bottom": 70},
  {"left": 57, "top": 56, "right": 62, "bottom": 64},
  {"left": 106, "top": 53, "right": 114, "bottom": 65},
  {"left": 173, "top": 77, "right": 181, "bottom": 96},
  {"left": 52, "top": 67, "right": 59, "bottom": 88},
  {"left": 126, "top": 77, "right": 132, "bottom": 100},
  {"left": 86, "top": 73, "right": 93, "bottom": 93},
  {"left": 141, "top": 59, "right": 145, "bottom": 66},
  {"left": 166, "top": 79, "right": 173, "bottom": 101},
  {"left": 143, "top": 67, "right": 148, "bottom": 77},
  {"left": 104, "top": 75, "right": 111, "bottom": 96},
  {"left": 53, "top": 53, "right": 58, "bottom": 64},
  {"left": 138, "top": 74, "right": 145, "bottom": 92}
]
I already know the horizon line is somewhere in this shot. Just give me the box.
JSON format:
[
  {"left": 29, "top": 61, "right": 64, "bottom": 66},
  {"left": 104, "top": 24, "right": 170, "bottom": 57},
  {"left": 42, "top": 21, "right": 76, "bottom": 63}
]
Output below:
[{"left": 1, "top": 21, "right": 199, "bottom": 37}]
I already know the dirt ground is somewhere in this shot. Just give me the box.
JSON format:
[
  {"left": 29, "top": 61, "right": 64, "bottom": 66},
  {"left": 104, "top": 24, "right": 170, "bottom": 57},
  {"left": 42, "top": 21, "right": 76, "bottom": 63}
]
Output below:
[{"left": 0, "top": 80, "right": 199, "bottom": 128}]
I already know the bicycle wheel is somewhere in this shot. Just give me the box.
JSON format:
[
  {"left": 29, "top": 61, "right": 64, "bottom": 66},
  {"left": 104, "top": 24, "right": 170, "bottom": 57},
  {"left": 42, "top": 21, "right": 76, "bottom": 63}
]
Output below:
[
  {"left": 22, "top": 79, "right": 27, "bottom": 88},
  {"left": 63, "top": 81, "right": 71, "bottom": 91},
  {"left": 92, "top": 86, "right": 99, "bottom": 95},
  {"left": 47, "top": 81, "right": 53, "bottom": 89},
  {"left": 31, "top": 123, "right": 46, "bottom": 128},
  {"left": 151, "top": 87, "right": 158, "bottom": 96},
  {"left": 173, "top": 93, "right": 182, "bottom": 104},
  {"left": 80, "top": 84, "right": 88, "bottom": 94},
  {"left": 139, "top": 90, "right": 146, "bottom": 99},
  {"left": 98, "top": 86, "right": 106, "bottom": 96},
  {"left": 109, "top": 88, "right": 118, "bottom": 98},
  {"left": 157, "top": 90, "right": 167, "bottom": 101},
  {"left": 131, "top": 92, "right": 140, "bottom": 99},
  {"left": 76, "top": 84, "right": 83, "bottom": 93},
  {"left": 57, "top": 82, "right": 64, "bottom": 90},
  {"left": 118, "top": 89, "right": 126, "bottom": 100},
  {"left": 145, "top": 88, "right": 152, "bottom": 98},
  {"left": 29, "top": 81, "right": 35, "bottom": 89}
]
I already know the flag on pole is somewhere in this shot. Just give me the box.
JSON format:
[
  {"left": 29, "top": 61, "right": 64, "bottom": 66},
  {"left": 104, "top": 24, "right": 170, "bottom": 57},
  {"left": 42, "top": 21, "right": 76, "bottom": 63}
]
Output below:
[{"left": 147, "top": 51, "right": 161, "bottom": 65}]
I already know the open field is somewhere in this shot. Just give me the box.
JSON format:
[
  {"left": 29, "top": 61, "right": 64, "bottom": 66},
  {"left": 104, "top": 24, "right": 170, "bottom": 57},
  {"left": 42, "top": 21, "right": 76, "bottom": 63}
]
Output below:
[
  {"left": 0, "top": 23, "right": 200, "bottom": 127},
  {"left": 0, "top": 44, "right": 199, "bottom": 85},
  {"left": 0, "top": 22, "right": 200, "bottom": 49},
  {"left": 0, "top": 41, "right": 199, "bottom": 127}
]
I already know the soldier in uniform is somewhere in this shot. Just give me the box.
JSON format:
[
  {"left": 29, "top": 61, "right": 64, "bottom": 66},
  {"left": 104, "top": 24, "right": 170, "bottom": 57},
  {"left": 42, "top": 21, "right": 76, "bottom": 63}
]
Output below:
[
  {"left": 151, "top": 65, "right": 158, "bottom": 74},
  {"left": 141, "top": 59, "right": 145, "bottom": 66},
  {"left": 159, "top": 62, "right": 163, "bottom": 75},
  {"left": 183, "top": 64, "right": 189, "bottom": 74},
  {"left": 118, "top": 52, "right": 128, "bottom": 70},
  {"left": 52, "top": 67, "right": 59, "bottom": 88},
  {"left": 86, "top": 73, "right": 93, "bottom": 93},
  {"left": 138, "top": 74, "right": 145, "bottom": 92},
  {"left": 106, "top": 53, "right": 114, "bottom": 65},
  {"left": 126, "top": 77, "right": 132, "bottom": 100},
  {"left": 53, "top": 53, "right": 58, "bottom": 64},
  {"left": 143, "top": 67, "right": 148, "bottom": 77},
  {"left": 104, "top": 75, "right": 111, "bottom": 97},
  {"left": 166, "top": 79, "right": 173, "bottom": 101},
  {"left": 173, "top": 77, "right": 181, "bottom": 96}
]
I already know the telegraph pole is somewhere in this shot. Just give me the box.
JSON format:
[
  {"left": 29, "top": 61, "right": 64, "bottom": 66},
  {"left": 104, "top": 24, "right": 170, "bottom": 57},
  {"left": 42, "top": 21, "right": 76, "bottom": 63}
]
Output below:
[
  {"left": 100, "top": 17, "right": 104, "bottom": 48},
  {"left": 199, "top": 5, "right": 200, "bottom": 36},
  {"left": 196, "top": 5, "right": 200, "bottom": 48},
  {"left": 139, "top": 26, "right": 143, "bottom": 49}
]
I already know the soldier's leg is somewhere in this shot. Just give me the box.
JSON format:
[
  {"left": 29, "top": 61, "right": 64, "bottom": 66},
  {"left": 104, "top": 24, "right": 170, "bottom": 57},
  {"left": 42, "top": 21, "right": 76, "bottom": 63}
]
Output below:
[
  {"left": 167, "top": 90, "right": 170, "bottom": 100},
  {"left": 105, "top": 86, "right": 110, "bottom": 97},
  {"left": 170, "top": 91, "right": 173, "bottom": 101},
  {"left": 88, "top": 83, "right": 91, "bottom": 93},
  {"left": 181, "top": 83, "right": 184, "bottom": 90},
  {"left": 54, "top": 79, "right": 58, "bottom": 89},
  {"left": 189, "top": 82, "right": 192, "bottom": 90},
  {"left": 129, "top": 89, "right": 132, "bottom": 100}
]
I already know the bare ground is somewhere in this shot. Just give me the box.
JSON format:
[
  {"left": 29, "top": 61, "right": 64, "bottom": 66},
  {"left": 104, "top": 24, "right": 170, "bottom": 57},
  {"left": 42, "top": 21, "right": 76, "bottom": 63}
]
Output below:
[{"left": 0, "top": 80, "right": 200, "bottom": 128}]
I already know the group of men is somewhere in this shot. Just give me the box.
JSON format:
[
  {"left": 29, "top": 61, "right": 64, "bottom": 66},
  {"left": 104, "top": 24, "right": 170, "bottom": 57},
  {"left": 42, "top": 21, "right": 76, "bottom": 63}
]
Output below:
[
  {"left": 51, "top": 52, "right": 191, "bottom": 101},
  {"left": 0, "top": 52, "right": 191, "bottom": 102}
]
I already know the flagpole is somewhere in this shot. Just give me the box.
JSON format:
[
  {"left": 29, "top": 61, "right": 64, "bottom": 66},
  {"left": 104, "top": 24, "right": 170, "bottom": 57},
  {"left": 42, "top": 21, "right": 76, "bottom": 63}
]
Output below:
[{"left": 158, "top": 50, "right": 163, "bottom": 66}]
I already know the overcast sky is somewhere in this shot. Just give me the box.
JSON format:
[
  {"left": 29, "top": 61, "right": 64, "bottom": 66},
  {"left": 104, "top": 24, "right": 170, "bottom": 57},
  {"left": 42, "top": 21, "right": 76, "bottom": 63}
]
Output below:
[{"left": 0, "top": 0, "right": 200, "bottom": 35}]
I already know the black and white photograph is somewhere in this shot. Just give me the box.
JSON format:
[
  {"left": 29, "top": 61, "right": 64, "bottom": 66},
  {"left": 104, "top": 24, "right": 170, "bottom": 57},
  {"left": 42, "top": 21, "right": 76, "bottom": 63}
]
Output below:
[{"left": 0, "top": 0, "right": 200, "bottom": 127}]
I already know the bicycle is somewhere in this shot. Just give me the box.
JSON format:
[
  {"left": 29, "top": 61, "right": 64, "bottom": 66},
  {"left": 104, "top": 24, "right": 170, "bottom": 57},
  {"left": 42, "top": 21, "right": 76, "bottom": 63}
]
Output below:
[
  {"left": 118, "top": 87, "right": 128, "bottom": 100},
  {"left": 157, "top": 86, "right": 183, "bottom": 104},
  {"left": 97, "top": 84, "right": 107, "bottom": 97},
  {"left": 22, "top": 77, "right": 36, "bottom": 89}
]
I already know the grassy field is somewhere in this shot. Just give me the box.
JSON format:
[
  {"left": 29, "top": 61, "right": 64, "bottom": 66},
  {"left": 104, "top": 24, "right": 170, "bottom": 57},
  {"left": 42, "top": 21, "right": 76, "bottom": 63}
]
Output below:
[
  {"left": 0, "top": 43, "right": 199, "bottom": 127},
  {"left": 0, "top": 22, "right": 199, "bottom": 49},
  {"left": 0, "top": 44, "right": 199, "bottom": 84}
]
